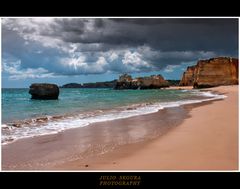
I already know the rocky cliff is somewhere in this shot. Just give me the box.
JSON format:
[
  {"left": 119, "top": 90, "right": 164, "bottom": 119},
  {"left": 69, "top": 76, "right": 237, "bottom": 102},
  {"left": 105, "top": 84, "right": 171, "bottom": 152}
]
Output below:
[
  {"left": 114, "top": 74, "right": 169, "bottom": 89},
  {"left": 179, "top": 66, "right": 196, "bottom": 86},
  {"left": 180, "top": 57, "right": 238, "bottom": 88}
]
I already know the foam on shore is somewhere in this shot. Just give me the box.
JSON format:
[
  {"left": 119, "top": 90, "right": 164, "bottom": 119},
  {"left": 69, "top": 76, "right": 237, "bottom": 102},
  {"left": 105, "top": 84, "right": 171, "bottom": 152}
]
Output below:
[{"left": 2, "top": 90, "right": 226, "bottom": 145}]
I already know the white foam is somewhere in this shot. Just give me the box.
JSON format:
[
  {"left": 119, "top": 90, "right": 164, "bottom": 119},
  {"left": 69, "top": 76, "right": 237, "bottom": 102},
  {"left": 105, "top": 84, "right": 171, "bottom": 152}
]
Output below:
[
  {"left": 180, "top": 89, "right": 190, "bottom": 92},
  {"left": 192, "top": 90, "right": 226, "bottom": 99},
  {"left": 2, "top": 90, "right": 226, "bottom": 144}
]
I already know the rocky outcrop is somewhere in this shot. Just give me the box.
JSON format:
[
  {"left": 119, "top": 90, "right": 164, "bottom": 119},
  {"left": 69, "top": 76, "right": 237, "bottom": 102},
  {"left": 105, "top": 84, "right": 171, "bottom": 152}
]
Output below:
[
  {"left": 29, "top": 83, "right": 59, "bottom": 100},
  {"left": 114, "top": 74, "right": 169, "bottom": 89},
  {"left": 179, "top": 66, "right": 196, "bottom": 86},
  {"left": 119, "top": 74, "right": 133, "bottom": 82},
  {"left": 180, "top": 57, "right": 238, "bottom": 88}
]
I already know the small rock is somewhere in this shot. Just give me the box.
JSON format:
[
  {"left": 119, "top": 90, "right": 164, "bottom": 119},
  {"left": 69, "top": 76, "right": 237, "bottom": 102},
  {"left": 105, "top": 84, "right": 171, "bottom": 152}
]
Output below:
[
  {"left": 12, "top": 123, "right": 21, "bottom": 128},
  {"left": 126, "top": 107, "right": 135, "bottom": 110}
]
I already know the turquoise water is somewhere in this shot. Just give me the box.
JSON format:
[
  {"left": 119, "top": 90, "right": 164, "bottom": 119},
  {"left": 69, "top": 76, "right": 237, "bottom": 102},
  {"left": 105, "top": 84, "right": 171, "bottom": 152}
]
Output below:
[
  {"left": 2, "top": 88, "right": 200, "bottom": 123},
  {"left": 2, "top": 88, "right": 225, "bottom": 143}
]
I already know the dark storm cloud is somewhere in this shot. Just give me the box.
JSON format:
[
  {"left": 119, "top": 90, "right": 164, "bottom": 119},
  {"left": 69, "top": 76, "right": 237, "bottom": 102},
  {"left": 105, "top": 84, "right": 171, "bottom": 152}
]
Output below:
[
  {"left": 52, "top": 18, "right": 238, "bottom": 53},
  {"left": 110, "top": 18, "right": 235, "bottom": 25},
  {"left": 2, "top": 18, "right": 238, "bottom": 79}
]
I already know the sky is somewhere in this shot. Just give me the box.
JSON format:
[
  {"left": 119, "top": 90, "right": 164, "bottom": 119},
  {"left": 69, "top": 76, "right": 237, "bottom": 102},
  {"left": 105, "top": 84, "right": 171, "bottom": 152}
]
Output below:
[{"left": 1, "top": 18, "right": 238, "bottom": 88}]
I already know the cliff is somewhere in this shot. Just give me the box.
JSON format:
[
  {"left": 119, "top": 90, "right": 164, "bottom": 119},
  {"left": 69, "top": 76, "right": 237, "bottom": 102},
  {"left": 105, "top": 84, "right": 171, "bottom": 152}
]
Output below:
[
  {"left": 179, "top": 66, "right": 196, "bottom": 86},
  {"left": 61, "top": 80, "right": 117, "bottom": 88},
  {"left": 114, "top": 74, "right": 169, "bottom": 89},
  {"left": 82, "top": 80, "right": 117, "bottom": 88},
  {"left": 180, "top": 57, "right": 238, "bottom": 88},
  {"left": 61, "top": 83, "right": 82, "bottom": 88},
  {"left": 193, "top": 57, "right": 238, "bottom": 88},
  {"left": 167, "top": 80, "right": 180, "bottom": 86}
]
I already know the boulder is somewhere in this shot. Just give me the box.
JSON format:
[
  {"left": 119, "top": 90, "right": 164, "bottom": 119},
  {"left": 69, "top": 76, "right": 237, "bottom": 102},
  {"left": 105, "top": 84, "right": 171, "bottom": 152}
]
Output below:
[
  {"left": 179, "top": 57, "right": 238, "bottom": 88},
  {"left": 29, "top": 83, "right": 59, "bottom": 100}
]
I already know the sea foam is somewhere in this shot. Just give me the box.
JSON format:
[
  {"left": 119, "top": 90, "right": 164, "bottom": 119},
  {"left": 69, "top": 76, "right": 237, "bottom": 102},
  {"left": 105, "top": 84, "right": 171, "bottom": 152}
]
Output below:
[{"left": 2, "top": 90, "right": 226, "bottom": 144}]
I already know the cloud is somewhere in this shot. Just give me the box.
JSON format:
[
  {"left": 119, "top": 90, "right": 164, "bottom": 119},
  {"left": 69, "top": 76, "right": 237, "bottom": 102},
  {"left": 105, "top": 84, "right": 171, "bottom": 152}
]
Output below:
[
  {"left": 122, "top": 51, "right": 150, "bottom": 72},
  {"left": 164, "top": 65, "right": 180, "bottom": 73},
  {"left": 2, "top": 60, "right": 54, "bottom": 80},
  {"left": 59, "top": 54, "right": 109, "bottom": 75},
  {"left": 2, "top": 18, "right": 238, "bottom": 79}
]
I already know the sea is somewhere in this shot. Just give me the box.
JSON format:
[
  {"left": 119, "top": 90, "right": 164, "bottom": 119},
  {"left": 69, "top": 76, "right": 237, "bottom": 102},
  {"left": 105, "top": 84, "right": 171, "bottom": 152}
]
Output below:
[{"left": 1, "top": 88, "right": 226, "bottom": 144}]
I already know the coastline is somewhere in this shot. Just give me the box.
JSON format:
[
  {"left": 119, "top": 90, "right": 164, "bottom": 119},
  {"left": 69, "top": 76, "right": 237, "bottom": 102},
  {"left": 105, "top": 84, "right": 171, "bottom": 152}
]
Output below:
[
  {"left": 2, "top": 85, "right": 238, "bottom": 170},
  {"left": 84, "top": 85, "right": 238, "bottom": 170}
]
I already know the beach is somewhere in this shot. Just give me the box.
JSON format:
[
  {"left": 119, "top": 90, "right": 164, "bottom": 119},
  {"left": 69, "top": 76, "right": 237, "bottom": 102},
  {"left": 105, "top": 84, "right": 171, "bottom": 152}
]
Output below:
[
  {"left": 2, "top": 85, "right": 238, "bottom": 170},
  {"left": 92, "top": 85, "right": 238, "bottom": 170}
]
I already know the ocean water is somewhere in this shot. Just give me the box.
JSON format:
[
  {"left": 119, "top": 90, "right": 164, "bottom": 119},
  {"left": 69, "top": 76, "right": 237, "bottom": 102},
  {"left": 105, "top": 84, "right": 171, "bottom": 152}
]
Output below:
[{"left": 2, "top": 88, "right": 226, "bottom": 144}]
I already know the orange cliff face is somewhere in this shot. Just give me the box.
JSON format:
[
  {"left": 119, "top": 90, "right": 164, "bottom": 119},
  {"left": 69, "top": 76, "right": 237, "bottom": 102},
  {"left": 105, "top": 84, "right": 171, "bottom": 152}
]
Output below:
[
  {"left": 180, "top": 57, "right": 238, "bottom": 88},
  {"left": 179, "top": 66, "right": 196, "bottom": 86}
]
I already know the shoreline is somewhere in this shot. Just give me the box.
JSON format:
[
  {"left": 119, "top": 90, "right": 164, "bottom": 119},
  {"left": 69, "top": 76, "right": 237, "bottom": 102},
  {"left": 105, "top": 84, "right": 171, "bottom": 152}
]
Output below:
[
  {"left": 84, "top": 85, "right": 238, "bottom": 170},
  {"left": 2, "top": 85, "right": 238, "bottom": 170},
  {"left": 2, "top": 101, "right": 193, "bottom": 170},
  {"left": 1, "top": 87, "right": 223, "bottom": 145}
]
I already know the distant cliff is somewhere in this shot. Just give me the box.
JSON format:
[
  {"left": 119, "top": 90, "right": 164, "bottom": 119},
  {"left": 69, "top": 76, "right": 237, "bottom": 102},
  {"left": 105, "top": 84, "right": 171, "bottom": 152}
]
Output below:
[
  {"left": 180, "top": 57, "right": 238, "bottom": 88},
  {"left": 61, "top": 83, "right": 82, "bottom": 88},
  {"left": 167, "top": 80, "right": 180, "bottom": 86},
  {"left": 61, "top": 80, "right": 117, "bottom": 88},
  {"left": 114, "top": 74, "right": 169, "bottom": 89}
]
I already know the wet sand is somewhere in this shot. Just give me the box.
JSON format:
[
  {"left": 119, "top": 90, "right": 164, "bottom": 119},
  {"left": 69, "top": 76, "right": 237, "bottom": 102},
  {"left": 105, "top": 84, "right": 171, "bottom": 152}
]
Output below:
[
  {"left": 2, "top": 102, "right": 191, "bottom": 170},
  {"left": 2, "top": 86, "right": 238, "bottom": 170}
]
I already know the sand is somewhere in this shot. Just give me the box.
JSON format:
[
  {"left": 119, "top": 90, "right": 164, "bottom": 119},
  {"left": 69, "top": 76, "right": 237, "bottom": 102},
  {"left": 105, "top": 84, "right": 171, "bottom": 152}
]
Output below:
[
  {"left": 2, "top": 85, "right": 238, "bottom": 170},
  {"left": 91, "top": 86, "right": 239, "bottom": 170},
  {"left": 55, "top": 86, "right": 238, "bottom": 170}
]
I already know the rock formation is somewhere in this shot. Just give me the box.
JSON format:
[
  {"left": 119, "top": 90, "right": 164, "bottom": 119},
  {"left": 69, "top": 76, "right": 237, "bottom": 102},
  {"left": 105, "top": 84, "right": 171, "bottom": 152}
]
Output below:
[
  {"left": 179, "top": 66, "right": 196, "bottom": 86},
  {"left": 180, "top": 57, "right": 238, "bottom": 88},
  {"left": 114, "top": 74, "right": 169, "bottom": 89},
  {"left": 193, "top": 57, "right": 238, "bottom": 88},
  {"left": 29, "top": 83, "right": 59, "bottom": 100}
]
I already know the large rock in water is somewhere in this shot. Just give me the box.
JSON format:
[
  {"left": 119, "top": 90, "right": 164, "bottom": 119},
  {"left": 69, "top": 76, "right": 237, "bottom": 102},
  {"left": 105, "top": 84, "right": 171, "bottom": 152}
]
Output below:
[
  {"left": 114, "top": 74, "right": 169, "bottom": 89},
  {"left": 180, "top": 57, "right": 238, "bottom": 88},
  {"left": 29, "top": 83, "right": 59, "bottom": 100}
]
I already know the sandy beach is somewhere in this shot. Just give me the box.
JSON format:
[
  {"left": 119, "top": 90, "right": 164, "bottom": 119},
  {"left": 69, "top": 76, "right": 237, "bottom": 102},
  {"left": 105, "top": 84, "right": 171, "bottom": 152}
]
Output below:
[{"left": 2, "top": 85, "right": 238, "bottom": 170}]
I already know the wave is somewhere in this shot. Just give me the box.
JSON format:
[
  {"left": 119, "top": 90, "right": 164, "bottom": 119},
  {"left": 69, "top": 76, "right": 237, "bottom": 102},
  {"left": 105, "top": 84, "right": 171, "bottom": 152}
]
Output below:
[{"left": 2, "top": 90, "right": 226, "bottom": 145}]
